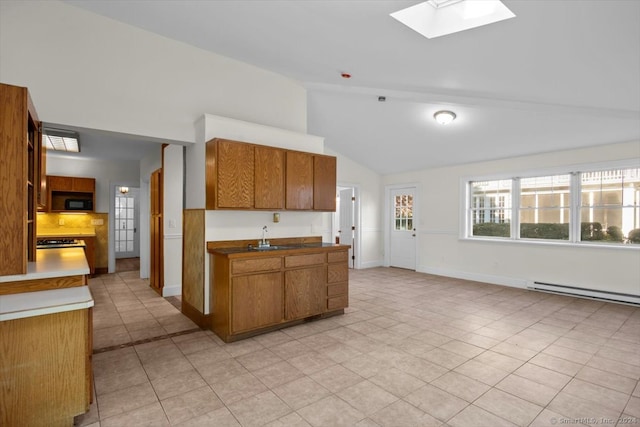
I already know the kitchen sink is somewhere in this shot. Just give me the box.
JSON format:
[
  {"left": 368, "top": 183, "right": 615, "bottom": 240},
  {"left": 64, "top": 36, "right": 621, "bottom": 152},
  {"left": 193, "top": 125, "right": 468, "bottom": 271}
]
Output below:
[{"left": 247, "top": 245, "right": 294, "bottom": 251}]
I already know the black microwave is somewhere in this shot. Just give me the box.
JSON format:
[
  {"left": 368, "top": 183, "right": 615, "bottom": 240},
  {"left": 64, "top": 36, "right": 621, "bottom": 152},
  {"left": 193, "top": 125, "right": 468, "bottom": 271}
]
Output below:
[{"left": 65, "top": 199, "right": 93, "bottom": 211}]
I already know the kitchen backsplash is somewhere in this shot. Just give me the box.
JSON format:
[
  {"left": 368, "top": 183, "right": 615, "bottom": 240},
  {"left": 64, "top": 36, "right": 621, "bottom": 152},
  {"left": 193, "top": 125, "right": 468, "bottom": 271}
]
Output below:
[{"left": 37, "top": 213, "right": 109, "bottom": 270}]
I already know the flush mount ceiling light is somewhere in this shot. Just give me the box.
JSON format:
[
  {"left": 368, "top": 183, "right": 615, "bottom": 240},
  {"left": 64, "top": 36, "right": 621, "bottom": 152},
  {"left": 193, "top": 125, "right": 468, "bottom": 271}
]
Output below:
[
  {"left": 390, "top": 0, "right": 515, "bottom": 39},
  {"left": 43, "top": 128, "right": 80, "bottom": 152},
  {"left": 434, "top": 110, "right": 457, "bottom": 125}
]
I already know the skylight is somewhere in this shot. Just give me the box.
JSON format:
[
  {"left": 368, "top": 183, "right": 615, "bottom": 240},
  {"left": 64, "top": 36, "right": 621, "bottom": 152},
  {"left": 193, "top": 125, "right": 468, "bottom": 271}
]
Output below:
[
  {"left": 390, "top": 0, "right": 515, "bottom": 39},
  {"left": 43, "top": 128, "right": 80, "bottom": 153}
]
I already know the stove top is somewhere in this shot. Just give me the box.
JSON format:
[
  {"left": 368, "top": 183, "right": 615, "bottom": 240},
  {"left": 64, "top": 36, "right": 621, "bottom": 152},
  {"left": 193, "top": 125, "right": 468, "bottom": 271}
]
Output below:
[{"left": 36, "top": 238, "right": 85, "bottom": 248}]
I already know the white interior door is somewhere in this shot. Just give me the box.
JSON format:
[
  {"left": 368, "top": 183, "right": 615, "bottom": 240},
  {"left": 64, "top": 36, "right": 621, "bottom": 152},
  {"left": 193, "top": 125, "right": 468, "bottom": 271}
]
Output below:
[
  {"left": 389, "top": 187, "right": 416, "bottom": 269},
  {"left": 338, "top": 188, "right": 355, "bottom": 268},
  {"left": 115, "top": 186, "right": 140, "bottom": 259}
]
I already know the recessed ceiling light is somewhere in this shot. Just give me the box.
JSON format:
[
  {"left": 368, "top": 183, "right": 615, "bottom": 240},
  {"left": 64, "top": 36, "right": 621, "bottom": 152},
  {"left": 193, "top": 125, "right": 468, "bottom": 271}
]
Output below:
[
  {"left": 390, "top": 0, "right": 515, "bottom": 39},
  {"left": 43, "top": 128, "right": 80, "bottom": 152},
  {"left": 434, "top": 110, "right": 456, "bottom": 125}
]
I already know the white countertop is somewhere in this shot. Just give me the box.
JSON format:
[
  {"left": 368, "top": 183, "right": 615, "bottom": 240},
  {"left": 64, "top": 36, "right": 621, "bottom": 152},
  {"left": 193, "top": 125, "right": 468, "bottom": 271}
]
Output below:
[
  {"left": 0, "top": 286, "right": 94, "bottom": 321},
  {"left": 0, "top": 247, "right": 90, "bottom": 283}
]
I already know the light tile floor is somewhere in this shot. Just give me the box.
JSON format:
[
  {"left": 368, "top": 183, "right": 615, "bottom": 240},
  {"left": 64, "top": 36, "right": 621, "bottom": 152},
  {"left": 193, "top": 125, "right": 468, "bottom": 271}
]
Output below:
[{"left": 75, "top": 268, "right": 640, "bottom": 427}]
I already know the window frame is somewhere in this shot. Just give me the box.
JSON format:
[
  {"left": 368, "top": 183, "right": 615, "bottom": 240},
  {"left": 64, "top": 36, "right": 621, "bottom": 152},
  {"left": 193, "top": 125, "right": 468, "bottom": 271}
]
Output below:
[{"left": 461, "top": 160, "right": 640, "bottom": 249}]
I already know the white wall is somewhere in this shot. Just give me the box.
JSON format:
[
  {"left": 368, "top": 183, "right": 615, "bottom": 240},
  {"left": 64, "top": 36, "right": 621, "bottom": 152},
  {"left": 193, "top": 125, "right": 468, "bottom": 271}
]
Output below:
[
  {"left": 383, "top": 140, "right": 640, "bottom": 296},
  {"left": 0, "top": 1, "right": 307, "bottom": 144},
  {"left": 2, "top": 0, "right": 312, "bottom": 292},
  {"left": 162, "top": 145, "right": 184, "bottom": 296}
]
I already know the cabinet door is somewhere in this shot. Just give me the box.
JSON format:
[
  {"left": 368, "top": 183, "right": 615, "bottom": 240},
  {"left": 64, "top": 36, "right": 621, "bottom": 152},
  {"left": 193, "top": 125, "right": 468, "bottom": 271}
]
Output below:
[
  {"left": 231, "top": 272, "right": 283, "bottom": 333},
  {"left": 48, "top": 176, "right": 73, "bottom": 191},
  {"left": 285, "top": 266, "right": 326, "bottom": 320},
  {"left": 255, "top": 146, "right": 285, "bottom": 209},
  {"left": 72, "top": 177, "right": 95, "bottom": 192},
  {"left": 314, "top": 155, "right": 337, "bottom": 211},
  {"left": 285, "top": 151, "right": 313, "bottom": 210},
  {"left": 217, "top": 140, "right": 254, "bottom": 208}
]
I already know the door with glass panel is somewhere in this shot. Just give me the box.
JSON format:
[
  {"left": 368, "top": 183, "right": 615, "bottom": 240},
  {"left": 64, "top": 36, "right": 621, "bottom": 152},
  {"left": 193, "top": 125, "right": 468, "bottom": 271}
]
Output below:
[
  {"left": 115, "top": 186, "right": 139, "bottom": 258},
  {"left": 389, "top": 187, "right": 417, "bottom": 269}
]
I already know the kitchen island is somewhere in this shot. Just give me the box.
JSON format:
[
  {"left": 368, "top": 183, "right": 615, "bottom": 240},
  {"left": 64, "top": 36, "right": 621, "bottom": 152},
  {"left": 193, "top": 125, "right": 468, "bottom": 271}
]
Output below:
[
  {"left": 208, "top": 237, "right": 350, "bottom": 342},
  {"left": 0, "top": 248, "right": 93, "bottom": 427}
]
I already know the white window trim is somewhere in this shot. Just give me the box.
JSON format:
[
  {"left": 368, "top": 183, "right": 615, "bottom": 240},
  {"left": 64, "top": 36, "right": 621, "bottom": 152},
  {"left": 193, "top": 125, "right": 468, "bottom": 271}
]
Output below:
[{"left": 460, "top": 159, "right": 640, "bottom": 248}]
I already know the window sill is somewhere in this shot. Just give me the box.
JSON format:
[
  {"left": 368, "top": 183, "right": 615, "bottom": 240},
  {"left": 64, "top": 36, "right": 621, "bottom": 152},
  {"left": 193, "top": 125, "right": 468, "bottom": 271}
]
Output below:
[{"left": 461, "top": 236, "right": 640, "bottom": 251}]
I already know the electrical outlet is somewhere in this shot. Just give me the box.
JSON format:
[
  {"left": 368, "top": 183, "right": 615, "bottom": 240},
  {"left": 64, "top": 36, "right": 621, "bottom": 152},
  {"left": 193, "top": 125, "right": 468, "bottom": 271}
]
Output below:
[
  {"left": 91, "top": 219, "right": 104, "bottom": 226},
  {"left": 58, "top": 218, "right": 65, "bottom": 225}
]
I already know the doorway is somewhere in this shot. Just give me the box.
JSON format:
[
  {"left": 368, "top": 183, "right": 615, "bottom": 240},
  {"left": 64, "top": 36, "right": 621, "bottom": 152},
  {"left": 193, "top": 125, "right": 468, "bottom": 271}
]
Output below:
[
  {"left": 387, "top": 185, "right": 417, "bottom": 270},
  {"left": 115, "top": 185, "right": 140, "bottom": 272},
  {"left": 334, "top": 185, "right": 360, "bottom": 269}
]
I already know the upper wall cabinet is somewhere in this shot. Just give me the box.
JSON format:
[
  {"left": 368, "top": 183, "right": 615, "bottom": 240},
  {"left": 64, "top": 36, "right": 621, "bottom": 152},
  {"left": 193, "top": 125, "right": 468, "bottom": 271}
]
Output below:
[
  {"left": 255, "top": 145, "right": 285, "bottom": 209},
  {"left": 0, "top": 83, "right": 42, "bottom": 275},
  {"left": 285, "top": 151, "right": 313, "bottom": 210},
  {"left": 205, "top": 138, "right": 336, "bottom": 212},
  {"left": 47, "top": 176, "right": 96, "bottom": 212},
  {"left": 313, "top": 154, "right": 337, "bottom": 211}
]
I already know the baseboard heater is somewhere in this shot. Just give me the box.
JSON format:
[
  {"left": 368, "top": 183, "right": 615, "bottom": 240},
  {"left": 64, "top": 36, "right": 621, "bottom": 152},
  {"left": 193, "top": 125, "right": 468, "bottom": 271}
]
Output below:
[{"left": 528, "top": 282, "right": 640, "bottom": 306}]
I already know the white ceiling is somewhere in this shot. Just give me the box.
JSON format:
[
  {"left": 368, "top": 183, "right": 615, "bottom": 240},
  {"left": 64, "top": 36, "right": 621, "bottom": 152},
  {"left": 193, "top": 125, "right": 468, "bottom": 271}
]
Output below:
[{"left": 65, "top": 0, "right": 640, "bottom": 174}]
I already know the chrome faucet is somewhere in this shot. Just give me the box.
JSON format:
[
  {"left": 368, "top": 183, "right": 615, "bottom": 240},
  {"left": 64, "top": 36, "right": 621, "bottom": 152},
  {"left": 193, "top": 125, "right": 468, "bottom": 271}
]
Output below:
[{"left": 259, "top": 225, "right": 270, "bottom": 248}]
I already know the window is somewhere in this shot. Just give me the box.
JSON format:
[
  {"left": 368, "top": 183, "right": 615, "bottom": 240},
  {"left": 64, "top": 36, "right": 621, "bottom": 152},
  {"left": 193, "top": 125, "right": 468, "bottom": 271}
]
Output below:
[
  {"left": 580, "top": 169, "right": 640, "bottom": 243},
  {"left": 465, "top": 166, "right": 640, "bottom": 245},
  {"left": 469, "top": 180, "right": 511, "bottom": 237},
  {"left": 519, "top": 174, "right": 570, "bottom": 240},
  {"left": 394, "top": 193, "right": 414, "bottom": 231}
]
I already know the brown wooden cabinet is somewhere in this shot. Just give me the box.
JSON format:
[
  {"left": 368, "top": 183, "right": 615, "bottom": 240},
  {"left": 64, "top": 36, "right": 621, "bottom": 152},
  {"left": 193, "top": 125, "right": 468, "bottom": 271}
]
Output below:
[
  {"left": 209, "top": 241, "right": 349, "bottom": 342},
  {"left": 206, "top": 138, "right": 336, "bottom": 211},
  {"left": 313, "top": 155, "right": 337, "bottom": 211},
  {"left": 215, "top": 139, "right": 255, "bottom": 208},
  {"left": 0, "top": 83, "right": 41, "bottom": 276},
  {"left": 150, "top": 168, "right": 163, "bottom": 294},
  {"left": 285, "top": 151, "right": 314, "bottom": 210},
  {"left": 0, "top": 307, "right": 92, "bottom": 426},
  {"left": 47, "top": 175, "right": 96, "bottom": 212},
  {"left": 232, "top": 271, "right": 283, "bottom": 333},
  {"left": 327, "top": 250, "right": 349, "bottom": 310},
  {"left": 285, "top": 264, "right": 326, "bottom": 320},
  {"left": 255, "top": 145, "right": 285, "bottom": 209}
]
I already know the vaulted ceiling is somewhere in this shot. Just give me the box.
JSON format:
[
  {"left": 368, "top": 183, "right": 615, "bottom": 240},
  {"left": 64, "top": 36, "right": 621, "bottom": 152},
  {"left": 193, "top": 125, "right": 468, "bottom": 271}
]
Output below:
[{"left": 65, "top": 0, "right": 640, "bottom": 174}]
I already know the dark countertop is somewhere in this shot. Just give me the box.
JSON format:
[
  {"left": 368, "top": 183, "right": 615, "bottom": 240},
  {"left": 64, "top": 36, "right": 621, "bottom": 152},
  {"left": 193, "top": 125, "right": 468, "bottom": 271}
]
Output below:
[{"left": 209, "top": 242, "right": 350, "bottom": 256}]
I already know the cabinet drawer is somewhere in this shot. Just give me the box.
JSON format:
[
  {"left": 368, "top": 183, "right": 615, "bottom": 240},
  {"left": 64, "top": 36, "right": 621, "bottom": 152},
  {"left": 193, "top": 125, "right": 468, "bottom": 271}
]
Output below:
[
  {"left": 327, "top": 264, "right": 348, "bottom": 284},
  {"left": 327, "top": 294, "right": 348, "bottom": 310},
  {"left": 328, "top": 250, "right": 348, "bottom": 263},
  {"left": 232, "top": 257, "right": 281, "bottom": 275},
  {"left": 285, "top": 253, "right": 325, "bottom": 268},
  {"left": 327, "top": 282, "right": 348, "bottom": 297}
]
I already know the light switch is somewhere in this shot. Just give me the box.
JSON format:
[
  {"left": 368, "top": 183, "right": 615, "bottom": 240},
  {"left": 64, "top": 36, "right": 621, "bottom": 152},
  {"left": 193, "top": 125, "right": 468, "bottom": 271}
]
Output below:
[
  {"left": 169, "top": 219, "right": 176, "bottom": 228},
  {"left": 58, "top": 218, "right": 65, "bottom": 225}
]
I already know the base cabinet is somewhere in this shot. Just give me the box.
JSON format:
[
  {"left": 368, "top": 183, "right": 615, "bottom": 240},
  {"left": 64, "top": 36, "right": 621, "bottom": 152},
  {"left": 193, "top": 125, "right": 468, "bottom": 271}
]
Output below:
[
  {"left": 285, "top": 266, "right": 326, "bottom": 320},
  {"left": 210, "top": 244, "right": 349, "bottom": 342},
  {"left": 232, "top": 272, "right": 283, "bottom": 333},
  {"left": 0, "top": 308, "right": 92, "bottom": 427}
]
